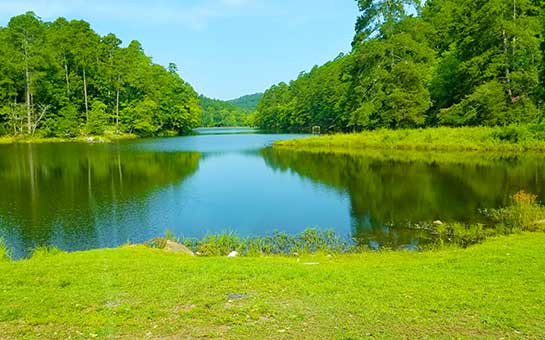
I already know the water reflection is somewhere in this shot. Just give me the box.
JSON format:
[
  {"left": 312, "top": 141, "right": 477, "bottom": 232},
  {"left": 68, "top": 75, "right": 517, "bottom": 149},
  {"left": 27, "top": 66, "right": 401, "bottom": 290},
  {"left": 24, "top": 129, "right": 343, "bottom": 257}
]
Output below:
[
  {"left": 2, "top": 134, "right": 545, "bottom": 257},
  {"left": 0, "top": 143, "right": 200, "bottom": 258},
  {"left": 261, "top": 148, "right": 545, "bottom": 248}
]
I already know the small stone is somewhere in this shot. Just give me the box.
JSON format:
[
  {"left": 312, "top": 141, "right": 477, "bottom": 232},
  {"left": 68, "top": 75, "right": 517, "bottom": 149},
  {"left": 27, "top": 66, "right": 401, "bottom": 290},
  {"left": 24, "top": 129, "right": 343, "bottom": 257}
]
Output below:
[
  {"left": 433, "top": 220, "right": 444, "bottom": 225},
  {"left": 227, "top": 251, "right": 238, "bottom": 257},
  {"left": 164, "top": 240, "right": 195, "bottom": 256},
  {"left": 227, "top": 293, "right": 247, "bottom": 300}
]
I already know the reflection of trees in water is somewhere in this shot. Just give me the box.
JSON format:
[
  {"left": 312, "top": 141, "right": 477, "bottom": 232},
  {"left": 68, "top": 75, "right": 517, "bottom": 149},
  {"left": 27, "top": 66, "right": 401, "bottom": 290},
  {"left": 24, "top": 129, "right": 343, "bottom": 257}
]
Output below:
[
  {"left": 0, "top": 143, "right": 201, "bottom": 254},
  {"left": 262, "top": 148, "right": 545, "bottom": 248}
]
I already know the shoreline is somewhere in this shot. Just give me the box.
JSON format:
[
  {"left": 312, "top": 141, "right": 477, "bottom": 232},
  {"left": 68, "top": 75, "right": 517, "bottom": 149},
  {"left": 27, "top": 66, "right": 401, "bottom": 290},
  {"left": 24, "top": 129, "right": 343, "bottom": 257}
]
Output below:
[
  {"left": 0, "top": 133, "right": 139, "bottom": 145},
  {"left": 273, "top": 126, "right": 545, "bottom": 153}
]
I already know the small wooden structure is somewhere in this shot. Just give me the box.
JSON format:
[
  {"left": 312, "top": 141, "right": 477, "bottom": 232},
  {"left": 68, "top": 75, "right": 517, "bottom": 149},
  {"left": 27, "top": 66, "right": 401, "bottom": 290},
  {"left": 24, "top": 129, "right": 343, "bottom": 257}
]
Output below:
[{"left": 312, "top": 126, "right": 321, "bottom": 135}]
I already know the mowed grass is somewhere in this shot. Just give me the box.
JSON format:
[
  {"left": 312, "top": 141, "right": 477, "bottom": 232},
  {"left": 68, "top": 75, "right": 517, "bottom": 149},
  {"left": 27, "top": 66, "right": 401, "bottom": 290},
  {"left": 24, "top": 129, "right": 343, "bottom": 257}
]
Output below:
[
  {"left": 275, "top": 126, "right": 545, "bottom": 152},
  {"left": 1, "top": 233, "right": 544, "bottom": 338}
]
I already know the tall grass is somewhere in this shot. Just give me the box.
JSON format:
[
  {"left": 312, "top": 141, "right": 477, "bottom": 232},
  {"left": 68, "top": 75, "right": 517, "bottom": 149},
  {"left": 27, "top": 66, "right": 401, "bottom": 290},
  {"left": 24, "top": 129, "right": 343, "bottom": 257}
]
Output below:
[
  {"left": 0, "top": 238, "right": 11, "bottom": 261},
  {"left": 31, "top": 246, "right": 65, "bottom": 259},
  {"left": 148, "top": 229, "right": 352, "bottom": 256},
  {"left": 483, "top": 191, "right": 545, "bottom": 232}
]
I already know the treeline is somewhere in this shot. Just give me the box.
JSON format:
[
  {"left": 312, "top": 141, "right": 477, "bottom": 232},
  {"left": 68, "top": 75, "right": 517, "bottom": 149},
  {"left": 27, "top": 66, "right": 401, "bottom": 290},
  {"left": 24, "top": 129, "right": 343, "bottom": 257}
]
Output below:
[
  {"left": 0, "top": 12, "right": 201, "bottom": 138},
  {"left": 256, "top": 0, "right": 545, "bottom": 133},
  {"left": 199, "top": 95, "right": 256, "bottom": 127}
]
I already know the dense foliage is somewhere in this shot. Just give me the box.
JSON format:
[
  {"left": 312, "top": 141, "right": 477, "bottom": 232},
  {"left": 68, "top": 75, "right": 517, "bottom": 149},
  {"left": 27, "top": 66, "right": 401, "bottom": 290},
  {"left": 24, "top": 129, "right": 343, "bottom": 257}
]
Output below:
[
  {"left": 0, "top": 12, "right": 201, "bottom": 138},
  {"left": 256, "top": 0, "right": 545, "bottom": 133},
  {"left": 199, "top": 95, "right": 255, "bottom": 127}
]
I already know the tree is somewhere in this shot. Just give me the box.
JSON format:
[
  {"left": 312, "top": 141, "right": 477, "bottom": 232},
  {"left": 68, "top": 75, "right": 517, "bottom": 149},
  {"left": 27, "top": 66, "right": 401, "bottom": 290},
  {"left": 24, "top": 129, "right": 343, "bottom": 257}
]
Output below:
[{"left": 6, "top": 12, "right": 46, "bottom": 134}]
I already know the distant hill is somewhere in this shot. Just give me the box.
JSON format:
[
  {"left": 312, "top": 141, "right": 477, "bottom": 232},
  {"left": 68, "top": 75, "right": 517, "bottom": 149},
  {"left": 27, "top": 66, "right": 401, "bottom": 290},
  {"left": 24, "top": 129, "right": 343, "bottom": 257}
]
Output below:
[
  {"left": 227, "top": 93, "right": 263, "bottom": 111},
  {"left": 199, "top": 95, "right": 255, "bottom": 127}
]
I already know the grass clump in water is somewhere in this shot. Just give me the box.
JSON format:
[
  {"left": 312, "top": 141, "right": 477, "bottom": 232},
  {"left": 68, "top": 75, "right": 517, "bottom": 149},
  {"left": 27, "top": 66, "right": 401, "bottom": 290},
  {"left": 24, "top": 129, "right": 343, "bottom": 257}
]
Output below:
[
  {"left": 149, "top": 229, "right": 351, "bottom": 256},
  {"left": 0, "top": 239, "right": 10, "bottom": 261},
  {"left": 31, "top": 246, "right": 65, "bottom": 259}
]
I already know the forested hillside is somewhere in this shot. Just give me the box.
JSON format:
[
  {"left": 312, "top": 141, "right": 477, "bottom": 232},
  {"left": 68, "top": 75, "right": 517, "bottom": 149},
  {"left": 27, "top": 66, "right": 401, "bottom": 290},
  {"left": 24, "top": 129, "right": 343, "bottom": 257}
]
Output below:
[
  {"left": 0, "top": 12, "right": 201, "bottom": 138},
  {"left": 199, "top": 95, "right": 255, "bottom": 127},
  {"left": 256, "top": 0, "right": 545, "bottom": 133},
  {"left": 227, "top": 93, "right": 263, "bottom": 111}
]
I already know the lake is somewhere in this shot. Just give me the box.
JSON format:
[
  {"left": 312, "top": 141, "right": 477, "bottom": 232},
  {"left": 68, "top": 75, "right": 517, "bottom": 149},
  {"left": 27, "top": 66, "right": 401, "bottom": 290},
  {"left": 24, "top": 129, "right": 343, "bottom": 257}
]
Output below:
[{"left": 1, "top": 128, "right": 545, "bottom": 258}]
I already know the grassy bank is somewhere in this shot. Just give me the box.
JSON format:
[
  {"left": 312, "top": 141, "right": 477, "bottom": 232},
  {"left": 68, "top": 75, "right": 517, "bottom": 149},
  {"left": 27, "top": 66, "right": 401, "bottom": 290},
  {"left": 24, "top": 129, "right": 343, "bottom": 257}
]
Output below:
[
  {"left": 275, "top": 125, "right": 545, "bottom": 152},
  {"left": 0, "top": 133, "right": 138, "bottom": 145},
  {"left": 0, "top": 234, "right": 543, "bottom": 338}
]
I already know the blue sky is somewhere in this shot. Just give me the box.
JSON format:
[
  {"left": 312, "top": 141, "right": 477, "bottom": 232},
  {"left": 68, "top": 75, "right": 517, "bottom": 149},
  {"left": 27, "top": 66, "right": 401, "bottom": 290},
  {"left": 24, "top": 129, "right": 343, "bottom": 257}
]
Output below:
[{"left": 0, "top": 0, "right": 359, "bottom": 100}]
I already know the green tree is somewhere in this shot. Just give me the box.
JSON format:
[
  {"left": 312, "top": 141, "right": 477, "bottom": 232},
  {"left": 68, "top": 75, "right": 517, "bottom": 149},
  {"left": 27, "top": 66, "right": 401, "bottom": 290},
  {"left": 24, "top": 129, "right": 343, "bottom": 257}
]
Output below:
[{"left": 6, "top": 12, "right": 46, "bottom": 134}]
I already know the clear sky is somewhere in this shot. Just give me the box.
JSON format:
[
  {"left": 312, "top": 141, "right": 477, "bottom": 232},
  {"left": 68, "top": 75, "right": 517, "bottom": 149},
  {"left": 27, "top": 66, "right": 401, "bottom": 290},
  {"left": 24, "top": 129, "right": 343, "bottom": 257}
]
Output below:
[{"left": 0, "top": 0, "right": 359, "bottom": 100}]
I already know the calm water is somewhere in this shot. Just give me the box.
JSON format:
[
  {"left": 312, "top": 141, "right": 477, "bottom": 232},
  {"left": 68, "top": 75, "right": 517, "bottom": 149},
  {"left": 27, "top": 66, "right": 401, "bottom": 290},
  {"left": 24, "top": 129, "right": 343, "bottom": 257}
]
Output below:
[{"left": 1, "top": 129, "right": 545, "bottom": 258}]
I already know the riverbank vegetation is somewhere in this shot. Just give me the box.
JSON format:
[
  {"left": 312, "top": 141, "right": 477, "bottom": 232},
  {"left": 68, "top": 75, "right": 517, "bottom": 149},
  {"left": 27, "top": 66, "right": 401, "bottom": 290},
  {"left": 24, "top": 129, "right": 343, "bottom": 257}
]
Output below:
[
  {"left": 0, "top": 12, "right": 201, "bottom": 139},
  {"left": 256, "top": 0, "right": 545, "bottom": 133},
  {"left": 142, "top": 191, "right": 545, "bottom": 254},
  {"left": 275, "top": 125, "right": 545, "bottom": 152},
  {"left": 0, "top": 233, "right": 544, "bottom": 338}
]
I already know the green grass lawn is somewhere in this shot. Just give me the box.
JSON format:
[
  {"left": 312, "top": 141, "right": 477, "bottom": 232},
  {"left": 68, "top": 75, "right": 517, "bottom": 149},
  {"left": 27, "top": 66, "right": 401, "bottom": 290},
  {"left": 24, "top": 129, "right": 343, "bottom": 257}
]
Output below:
[
  {"left": 275, "top": 126, "right": 545, "bottom": 152},
  {"left": 1, "top": 233, "right": 544, "bottom": 338}
]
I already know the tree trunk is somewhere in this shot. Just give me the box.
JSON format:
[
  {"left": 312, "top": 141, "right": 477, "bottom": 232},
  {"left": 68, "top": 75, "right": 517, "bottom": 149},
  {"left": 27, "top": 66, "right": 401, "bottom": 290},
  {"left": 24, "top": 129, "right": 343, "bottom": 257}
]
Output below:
[
  {"left": 503, "top": 29, "right": 513, "bottom": 98},
  {"left": 24, "top": 37, "right": 31, "bottom": 135},
  {"left": 83, "top": 67, "right": 89, "bottom": 122},
  {"left": 115, "top": 85, "right": 120, "bottom": 131},
  {"left": 25, "top": 67, "right": 31, "bottom": 134},
  {"left": 64, "top": 53, "right": 70, "bottom": 96}
]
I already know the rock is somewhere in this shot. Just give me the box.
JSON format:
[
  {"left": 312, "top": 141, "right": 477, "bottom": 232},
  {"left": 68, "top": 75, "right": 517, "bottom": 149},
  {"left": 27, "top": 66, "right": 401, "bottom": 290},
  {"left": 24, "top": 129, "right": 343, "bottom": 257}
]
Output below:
[
  {"left": 227, "top": 293, "right": 247, "bottom": 300},
  {"left": 164, "top": 240, "right": 195, "bottom": 256},
  {"left": 433, "top": 220, "right": 444, "bottom": 225},
  {"left": 227, "top": 251, "right": 238, "bottom": 257}
]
